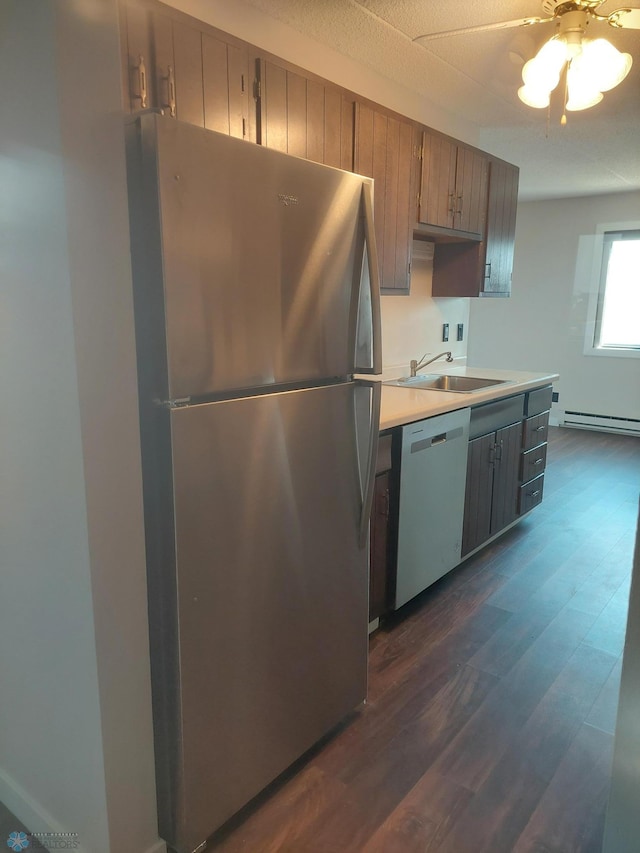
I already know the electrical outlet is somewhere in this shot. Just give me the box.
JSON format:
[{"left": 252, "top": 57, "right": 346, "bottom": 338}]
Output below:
[
  {"left": 442, "top": 323, "right": 449, "bottom": 342},
  {"left": 552, "top": 391, "right": 559, "bottom": 403},
  {"left": 457, "top": 323, "right": 464, "bottom": 341}
]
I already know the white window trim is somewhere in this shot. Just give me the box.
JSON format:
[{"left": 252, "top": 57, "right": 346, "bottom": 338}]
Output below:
[{"left": 583, "top": 219, "right": 640, "bottom": 359}]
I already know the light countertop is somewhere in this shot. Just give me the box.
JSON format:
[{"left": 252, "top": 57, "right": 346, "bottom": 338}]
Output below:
[{"left": 372, "top": 367, "right": 559, "bottom": 431}]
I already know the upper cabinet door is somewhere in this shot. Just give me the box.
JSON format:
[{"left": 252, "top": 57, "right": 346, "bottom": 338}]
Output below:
[
  {"left": 119, "top": 0, "right": 153, "bottom": 113},
  {"left": 119, "top": 1, "right": 251, "bottom": 140},
  {"left": 201, "top": 34, "right": 250, "bottom": 139},
  {"left": 454, "top": 145, "right": 488, "bottom": 236},
  {"left": 418, "top": 132, "right": 457, "bottom": 230},
  {"left": 417, "top": 129, "right": 488, "bottom": 239},
  {"left": 483, "top": 159, "right": 519, "bottom": 296},
  {"left": 257, "top": 60, "right": 354, "bottom": 170},
  {"left": 355, "top": 103, "right": 416, "bottom": 294}
]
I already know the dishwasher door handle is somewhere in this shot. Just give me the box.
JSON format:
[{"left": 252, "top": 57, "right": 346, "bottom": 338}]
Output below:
[{"left": 410, "top": 426, "right": 464, "bottom": 453}]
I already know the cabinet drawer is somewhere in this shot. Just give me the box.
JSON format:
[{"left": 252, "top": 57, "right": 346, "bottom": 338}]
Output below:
[
  {"left": 523, "top": 412, "right": 549, "bottom": 451},
  {"left": 469, "top": 394, "right": 525, "bottom": 439},
  {"left": 519, "top": 473, "right": 544, "bottom": 514},
  {"left": 525, "top": 385, "right": 553, "bottom": 417},
  {"left": 521, "top": 443, "right": 547, "bottom": 483}
]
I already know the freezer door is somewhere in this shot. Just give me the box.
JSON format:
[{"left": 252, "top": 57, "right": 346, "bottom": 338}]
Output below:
[
  {"left": 157, "top": 383, "right": 372, "bottom": 851},
  {"left": 137, "top": 114, "right": 378, "bottom": 399}
]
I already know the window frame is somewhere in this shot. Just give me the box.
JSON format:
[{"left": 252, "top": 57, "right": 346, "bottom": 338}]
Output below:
[{"left": 583, "top": 220, "right": 640, "bottom": 359}]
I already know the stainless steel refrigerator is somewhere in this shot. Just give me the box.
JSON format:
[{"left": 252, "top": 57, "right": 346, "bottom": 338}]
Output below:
[{"left": 125, "top": 113, "right": 381, "bottom": 853}]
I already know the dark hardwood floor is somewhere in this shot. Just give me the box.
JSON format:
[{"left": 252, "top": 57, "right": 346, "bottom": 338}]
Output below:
[
  {"left": 208, "top": 426, "right": 639, "bottom": 853},
  {"left": 2, "top": 426, "right": 638, "bottom": 852}
]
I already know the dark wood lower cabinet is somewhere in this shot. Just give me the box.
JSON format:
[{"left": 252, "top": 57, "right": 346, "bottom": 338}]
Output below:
[
  {"left": 462, "top": 432, "right": 495, "bottom": 556},
  {"left": 369, "top": 471, "right": 391, "bottom": 622},
  {"left": 491, "top": 421, "right": 522, "bottom": 534},
  {"left": 462, "top": 420, "right": 522, "bottom": 557}
]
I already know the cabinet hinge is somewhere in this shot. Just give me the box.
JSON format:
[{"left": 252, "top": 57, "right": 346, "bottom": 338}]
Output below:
[{"left": 254, "top": 79, "right": 261, "bottom": 100}]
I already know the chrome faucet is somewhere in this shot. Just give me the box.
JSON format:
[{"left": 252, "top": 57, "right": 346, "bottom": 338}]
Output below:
[{"left": 409, "top": 350, "right": 453, "bottom": 377}]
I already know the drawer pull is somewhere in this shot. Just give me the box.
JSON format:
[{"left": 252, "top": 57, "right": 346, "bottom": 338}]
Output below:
[
  {"left": 534, "top": 458, "right": 543, "bottom": 465},
  {"left": 535, "top": 425, "right": 546, "bottom": 432},
  {"left": 529, "top": 489, "right": 541, "bottom": 498}
]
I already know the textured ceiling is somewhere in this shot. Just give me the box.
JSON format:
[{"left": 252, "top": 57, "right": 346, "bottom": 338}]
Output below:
[{"left": 241, "top": 0, "right": 640, "bottom": 200}]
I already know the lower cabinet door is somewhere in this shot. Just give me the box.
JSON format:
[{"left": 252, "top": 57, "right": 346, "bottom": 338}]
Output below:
[
  {"left": 462, "top": 432, "right": 494, "bottom": 556},
  {"left": 490, "top": 421, "right": 522, "bottom": 535}
]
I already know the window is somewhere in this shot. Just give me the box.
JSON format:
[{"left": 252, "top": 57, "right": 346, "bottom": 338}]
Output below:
[{"left": 584, "top": 222, "right": 640, "bottom": 358}]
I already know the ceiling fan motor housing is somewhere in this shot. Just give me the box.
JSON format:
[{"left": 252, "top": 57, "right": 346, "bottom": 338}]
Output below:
[{"left": 542, "top": 0, "right": 606, "bottom": 14}]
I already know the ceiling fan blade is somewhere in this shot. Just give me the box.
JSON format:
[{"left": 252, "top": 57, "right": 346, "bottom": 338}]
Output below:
[
  {"left": 607, "top": 7, "right": 640, "bottom": 28},
  {"left": 413, "top": 16, "right": 552, "bottom": 43}
]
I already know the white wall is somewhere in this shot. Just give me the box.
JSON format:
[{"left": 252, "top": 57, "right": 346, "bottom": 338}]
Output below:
[
  {"left": 0, "top": 2, "right": 160, "bottom": 851},
  {"left": 380, "top": 241, "right": 469, "bottom": 377},
  {"left": 467, "top": 191, "right": 640, "bottom": 422}
]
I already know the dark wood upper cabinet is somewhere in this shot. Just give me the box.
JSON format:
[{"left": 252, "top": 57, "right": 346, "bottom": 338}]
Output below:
[
  {"left": 120, "top": 1, "right": 251, "bottom": 140},
  {"left": 118, "top": 0, "right": 519, "bottom": 299},
  {"left": 119, "top": 0, "right": 153, "bottom": 113},
  {"left": 431, "top": 156, "right": 519, "bottom": 298},
  {"left": 418, "top": 129, "right": 488, "bottom": 239},
  {"left": 257, "top": 59, "right": 354, "bottom": 170},
  {"left": 355, "top": 103, "right": 416, "bottom": 294},
  {"left": 201, "top": 36, "right": 250, "bottom": 139},
  {"left": 482, "top": 159, "right": 519, "bottom": 297}
]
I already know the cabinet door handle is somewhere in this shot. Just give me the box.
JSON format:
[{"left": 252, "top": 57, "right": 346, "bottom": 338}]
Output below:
[
  {"left": 162, "top": 64, "right": 177, "bottom": 118},
  {"left": 448, "top": 192, "right": 456, "bottom": 216},
  {"left": 134, "top": 54, "right": 148, "bottom": 109},
  {"left": 485, "top": 261, "right": 492, "bottom": 279},
  {"left": 495, "top": 440, "right": 503, "bottom": 461},
  {"left": 456, "top": 193, "right": 463, "bottom": 215}
]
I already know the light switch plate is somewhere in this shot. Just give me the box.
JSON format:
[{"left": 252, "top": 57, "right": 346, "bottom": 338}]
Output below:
[
  {"left": 442, "top": 323, "right": 449, "bottom": 342},
  {"left": 457, "top": 323, "right": 464, "bottom": 341}
]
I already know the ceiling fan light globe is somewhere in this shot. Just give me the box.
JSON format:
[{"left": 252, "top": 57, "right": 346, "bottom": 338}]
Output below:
[
  {"left": 566, "top": 64, "right": 604, "bottom": 110},
  {"left": 533, "top": 36, "right": 568, "bottom": 70},
  {"left": 522, "top": 37, "right": 566, "bottom": 92},
  {"left": 518, "top": 84, "right": 551, "bottom": 108},
  {"left": 577, "top": 38, "right": 633, "bottom": 91},
  {"left": 565, "top": 90, "right": 604, "bottom": 110}
]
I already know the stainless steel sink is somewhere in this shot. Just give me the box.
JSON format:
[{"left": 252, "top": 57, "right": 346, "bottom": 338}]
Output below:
[{"left": 384, "top": 374, "right": 509, "bottom": 393}]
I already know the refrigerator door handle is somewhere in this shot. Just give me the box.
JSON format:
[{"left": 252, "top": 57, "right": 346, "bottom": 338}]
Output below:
[
  {"left": 355, "top": 182, "right": 382, "bottom": 375},
  {"left": 356, "top": 379, "right": 382, "bottom": 548}
]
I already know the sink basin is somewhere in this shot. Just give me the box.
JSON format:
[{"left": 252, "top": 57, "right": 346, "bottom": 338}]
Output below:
[{"left": 384, "top": 374, "right": 509, "bottom": 393}]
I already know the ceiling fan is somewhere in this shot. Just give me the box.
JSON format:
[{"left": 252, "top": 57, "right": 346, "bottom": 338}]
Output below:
[{"left": 414, "top": 1, "right": 639, "bottom": 113}]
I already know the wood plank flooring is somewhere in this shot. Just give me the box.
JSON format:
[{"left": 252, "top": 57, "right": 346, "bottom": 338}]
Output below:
[
  {"left": 207, "top": 426, "right": 639, "bottom": 853},
  {"left": 1, "top": 426, "right": 638, "bottom": 852}
]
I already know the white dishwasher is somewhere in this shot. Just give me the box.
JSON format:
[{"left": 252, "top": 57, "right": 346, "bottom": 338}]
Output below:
[{"left": 394, "top": 407, "right": 471, "bottom": 609}]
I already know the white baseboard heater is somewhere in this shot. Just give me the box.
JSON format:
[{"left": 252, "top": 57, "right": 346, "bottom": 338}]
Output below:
[{"left": 561, "top": 410, "right": 640, "bottom": 436}]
